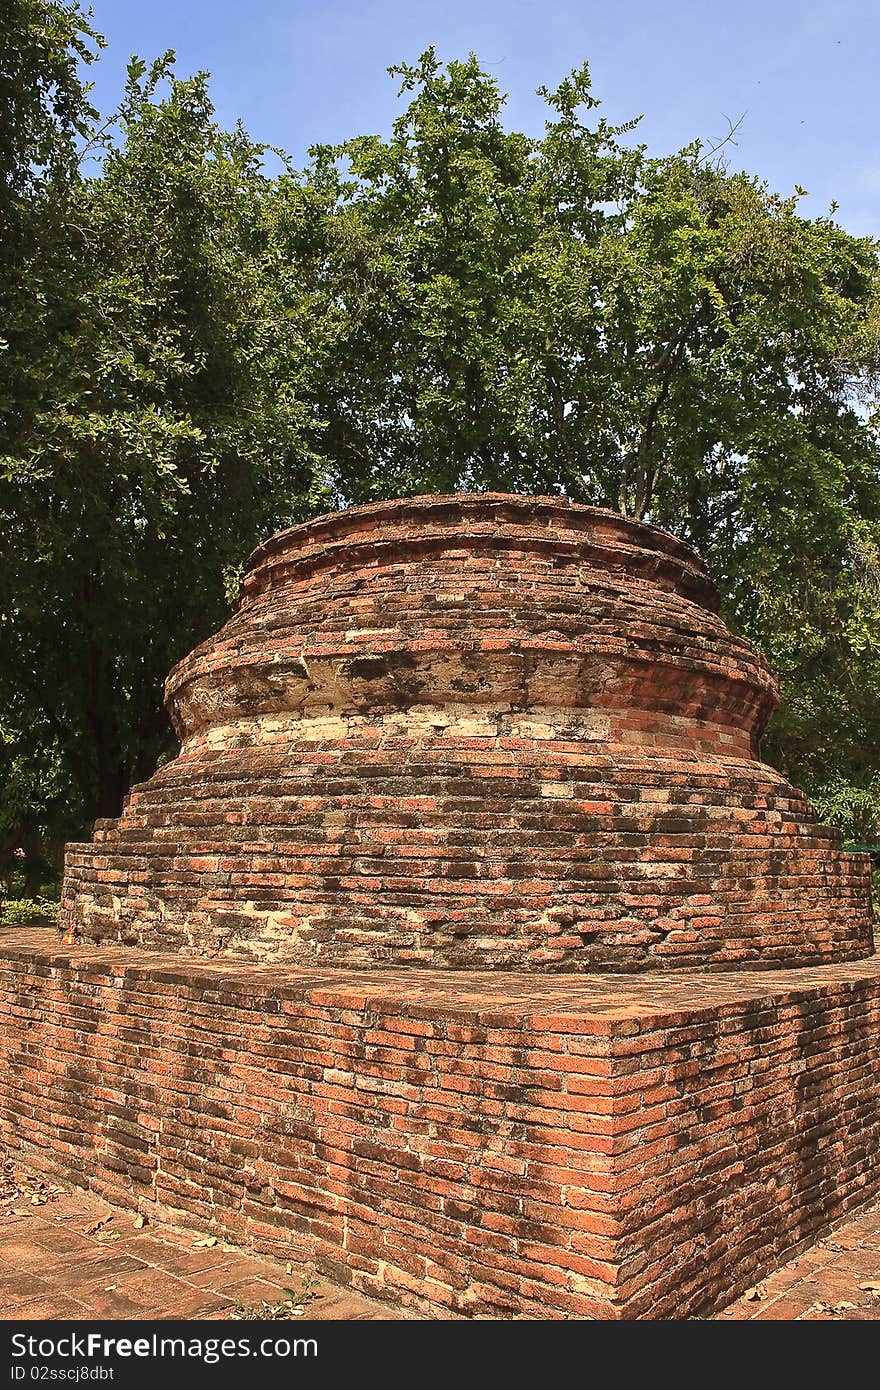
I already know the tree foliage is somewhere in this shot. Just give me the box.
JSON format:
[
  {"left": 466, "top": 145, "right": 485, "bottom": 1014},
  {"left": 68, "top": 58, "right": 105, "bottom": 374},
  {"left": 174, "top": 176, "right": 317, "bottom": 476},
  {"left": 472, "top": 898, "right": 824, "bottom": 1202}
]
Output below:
[
  {"left": 1, "top": 13, "right": 878, "bottom": 876},
  {"left": 301, "top": 49, "right": 880, "bottom": 813},
  {"left": 0, "top": 0, "right": 101, "bottom": 207},
  {"left": 1, "top": 20, "right": 326, "bottom": 846}
]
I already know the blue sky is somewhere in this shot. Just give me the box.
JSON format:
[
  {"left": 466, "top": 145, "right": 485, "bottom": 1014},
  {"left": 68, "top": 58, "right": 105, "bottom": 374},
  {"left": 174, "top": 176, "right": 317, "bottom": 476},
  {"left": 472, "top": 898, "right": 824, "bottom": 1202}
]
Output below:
[{"left": 85, "top": 0, "right": 879, "bottom": 236}]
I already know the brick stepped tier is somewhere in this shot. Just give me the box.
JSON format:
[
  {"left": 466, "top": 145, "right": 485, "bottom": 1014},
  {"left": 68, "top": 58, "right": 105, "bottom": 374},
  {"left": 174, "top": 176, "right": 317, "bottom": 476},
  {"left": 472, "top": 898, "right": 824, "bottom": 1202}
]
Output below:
[
  {"left": 60, "top": 493, "right": 874, "bottom": 970},
  {"left": 64, "top": 746, "right": 869, "bottom": 971},
  {"left": 3, "top": 931, "right": 879, "bottom": 1320}
]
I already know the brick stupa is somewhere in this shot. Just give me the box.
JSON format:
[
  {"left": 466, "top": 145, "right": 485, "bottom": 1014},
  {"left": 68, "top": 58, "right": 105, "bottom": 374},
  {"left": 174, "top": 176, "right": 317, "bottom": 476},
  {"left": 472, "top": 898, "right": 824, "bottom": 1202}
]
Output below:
[
  {"left": 61, "top": 494, "right": 872, "bottom": 970},
  {"left": 2, "top": 494, "right": 878, "bottom": 1319}
]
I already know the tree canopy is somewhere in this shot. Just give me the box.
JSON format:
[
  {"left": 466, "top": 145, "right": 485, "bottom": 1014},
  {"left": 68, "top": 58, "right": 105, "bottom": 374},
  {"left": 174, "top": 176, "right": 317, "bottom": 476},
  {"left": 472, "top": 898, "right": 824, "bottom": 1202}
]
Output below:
[{"left": 1, "top": 5, "right": 879, "bottom": 878}]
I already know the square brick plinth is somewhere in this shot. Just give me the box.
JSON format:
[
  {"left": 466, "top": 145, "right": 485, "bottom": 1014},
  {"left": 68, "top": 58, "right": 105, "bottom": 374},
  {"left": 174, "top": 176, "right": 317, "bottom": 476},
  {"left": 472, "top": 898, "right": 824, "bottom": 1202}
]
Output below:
[{"left": 1, "top": 929, "right": 878, "bottom": 1318}]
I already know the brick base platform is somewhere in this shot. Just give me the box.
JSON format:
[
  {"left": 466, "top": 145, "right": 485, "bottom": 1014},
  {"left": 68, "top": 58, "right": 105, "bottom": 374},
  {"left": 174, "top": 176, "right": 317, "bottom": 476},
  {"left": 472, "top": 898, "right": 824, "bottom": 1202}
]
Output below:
[{"left": 2, "top": 929, "right": 879, "bottom": 1319}]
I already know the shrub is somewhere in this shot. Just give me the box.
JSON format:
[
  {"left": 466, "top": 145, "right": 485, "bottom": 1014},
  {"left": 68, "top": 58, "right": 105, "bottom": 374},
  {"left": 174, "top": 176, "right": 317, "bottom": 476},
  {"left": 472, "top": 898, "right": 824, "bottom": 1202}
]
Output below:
[{"left": 0, "top": 896, "right": 60, "bottom": 928}]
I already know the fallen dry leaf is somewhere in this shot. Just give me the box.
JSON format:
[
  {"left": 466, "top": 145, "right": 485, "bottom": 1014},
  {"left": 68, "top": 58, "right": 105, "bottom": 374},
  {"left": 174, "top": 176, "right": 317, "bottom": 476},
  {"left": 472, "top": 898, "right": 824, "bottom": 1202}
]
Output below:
[
  {"left": 811, "top": 1300, "right": 857, "bottom": 1317},
  {"left": 104, "top": 1285, "right": 117, "bottom": 1292},
  {"left": 193, "top": 1236, "right": 218, "bottom": 1247},
  {"left": 744, "top": 1283, "right": 767, "bottom": 1302},
  {"left": 133, "top": 1214, "right": 146, "bottom": 1229}
]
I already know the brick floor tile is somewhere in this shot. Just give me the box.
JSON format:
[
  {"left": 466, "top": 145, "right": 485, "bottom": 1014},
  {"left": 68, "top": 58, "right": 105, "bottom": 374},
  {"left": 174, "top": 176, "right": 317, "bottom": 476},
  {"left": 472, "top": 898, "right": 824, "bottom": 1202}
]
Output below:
[
  {"left": 199, "top": 1256, "right": 298, "bottom": 1291},
  {"left": 823, "top": 1232, "right": 869, "bottom": 1253},
  {"left": 796, "top": 1245, "right": 838, "bottom": 1270},
  {"left": 76, "top": 1288, "right": 151, "bottom": 1318},
  {"left": 798, "top": 1304, "right": 849, "bottom": 1320},
  {"left": 219, "top": 1278, "right": 288, "bottom": 1310},
  {"left": 808, "top": 1269, "right": 870, "bottom": 1299},
  {"left": 152, "top": 1293, "right": 236, "bottom": 1319},
  {"left": 29, "top": 1225, "right": 118, "bottom": 1262},
  {"left": 102, "top": 1266, "right": 194, "bottom": 1310},
  {"left": 0, "top": 1237, "right": 65, "bottom": 1272},
  {"left": 0, "top": 1295, "right": 91, "bottom": 1319},
  {"left": 761, "top": 1263, "right": 812, "bottom": 1294},
  {"left": 183, "top": 1259, "right": 263, "bottom": 1290},
  {"left": 754, "top": 1297, "right": 817, "bottom": 1319},
  {"left": 106, "top": 1233, "right": 182, "bottom": 1263},
  {"left": 119, "top": 1236, "right": 233, "bottom": 1276},
  {"left": 47, "top": 1254, "right": 148, "bottom": 1293},
  {"left": 829, "top": 1249, "right": 880, "bottom": 1277},
  {"left": 0, "top": 1272, "right": 51, "bottom": 1306}
]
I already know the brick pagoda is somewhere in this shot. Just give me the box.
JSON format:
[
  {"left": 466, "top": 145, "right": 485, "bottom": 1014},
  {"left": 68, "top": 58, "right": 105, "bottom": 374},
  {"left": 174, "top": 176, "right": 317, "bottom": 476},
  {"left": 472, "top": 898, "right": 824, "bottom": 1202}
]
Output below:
[
  {"left": 60, "top": 495, "right": 872, "bottom": 970},
  {"left": 1, "top": 494, "right": 877, "bottom": 1318}
]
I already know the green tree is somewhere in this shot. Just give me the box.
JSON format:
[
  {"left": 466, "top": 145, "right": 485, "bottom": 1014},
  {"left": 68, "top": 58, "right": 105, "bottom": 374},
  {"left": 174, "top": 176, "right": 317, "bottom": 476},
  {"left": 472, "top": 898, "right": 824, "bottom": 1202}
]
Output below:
[
  {"left": 1, "top": 19, "right": 325, "bottom": 861},
  {"left": 304, "top": 50, "right": 880, "bottom": 804},
  {"left": 1, "top": 0, "right": 103, "bottom": 873},
  {"left": 301, "top": 53, "right": 644, "bottom": 500},
  {"left": 0, "top": 0, "right": 101, "bottom": 208}
]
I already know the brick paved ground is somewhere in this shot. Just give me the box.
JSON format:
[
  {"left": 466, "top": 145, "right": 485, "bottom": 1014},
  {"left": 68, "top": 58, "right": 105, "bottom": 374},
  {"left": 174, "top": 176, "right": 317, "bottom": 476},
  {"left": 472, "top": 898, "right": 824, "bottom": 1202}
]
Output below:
[
  {"left": 2, "top": 1152, "right": 878, "bottom": 1319},
  {"left": 0, "top": 1156, "right": 409, "bottom": 1321}
]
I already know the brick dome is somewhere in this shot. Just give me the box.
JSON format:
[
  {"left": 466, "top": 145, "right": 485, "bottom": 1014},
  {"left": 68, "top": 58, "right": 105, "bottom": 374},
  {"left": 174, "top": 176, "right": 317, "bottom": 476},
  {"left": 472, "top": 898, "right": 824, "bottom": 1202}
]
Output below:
[{"left": 61, "top": 494, "right": 874, "bottom": 970}]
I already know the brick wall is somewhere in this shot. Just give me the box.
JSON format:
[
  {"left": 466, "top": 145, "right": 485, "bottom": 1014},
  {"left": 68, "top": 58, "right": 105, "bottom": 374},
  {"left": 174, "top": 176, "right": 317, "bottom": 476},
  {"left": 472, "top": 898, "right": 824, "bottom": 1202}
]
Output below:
[{"left": 3, "top": 930, "right": 879, "bottom": 1319}]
